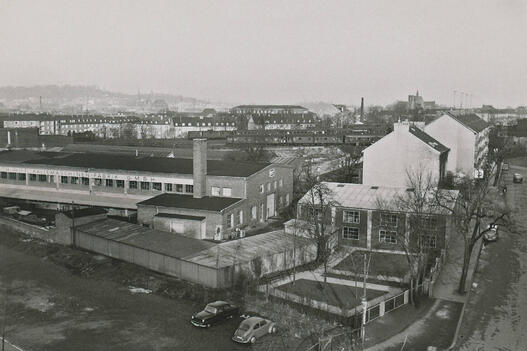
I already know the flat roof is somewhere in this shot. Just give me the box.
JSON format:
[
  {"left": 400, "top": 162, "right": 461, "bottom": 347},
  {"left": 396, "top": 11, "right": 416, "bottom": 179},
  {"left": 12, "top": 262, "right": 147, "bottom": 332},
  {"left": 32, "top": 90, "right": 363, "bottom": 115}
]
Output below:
[
  {"left": 138, "top": 193, "right": 243, "bottom": 212},
  {"left": 0, "top": 150, "right": 270, "bottom": 177},
  {"left": 185, "top": 230, "right": 313, "bottom": 268},
  {"left": 62, "top": 207, "right": 107, "bottom": 219},
  {"left": 154, "top": 213, "right": 206, "bottom": 221},
  {"left": 76, "top": 218, "right": 215, "bottom": 258}
]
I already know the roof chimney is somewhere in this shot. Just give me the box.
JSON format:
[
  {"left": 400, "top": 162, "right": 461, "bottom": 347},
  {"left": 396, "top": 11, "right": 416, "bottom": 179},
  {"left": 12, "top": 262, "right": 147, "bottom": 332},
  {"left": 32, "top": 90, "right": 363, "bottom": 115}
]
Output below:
[
  {"left": 193, "top": 138, "right": 207, "bottom": 199},
  {"left": 360, "top": 97, "right": 364, "bottom": 121}
]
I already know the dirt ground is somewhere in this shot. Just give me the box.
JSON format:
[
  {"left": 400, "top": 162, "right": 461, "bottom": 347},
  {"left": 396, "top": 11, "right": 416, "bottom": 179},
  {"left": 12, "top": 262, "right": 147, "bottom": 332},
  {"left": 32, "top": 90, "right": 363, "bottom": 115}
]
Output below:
[{"left": 0, "top": 226, "right": 340, "bottom": 351}]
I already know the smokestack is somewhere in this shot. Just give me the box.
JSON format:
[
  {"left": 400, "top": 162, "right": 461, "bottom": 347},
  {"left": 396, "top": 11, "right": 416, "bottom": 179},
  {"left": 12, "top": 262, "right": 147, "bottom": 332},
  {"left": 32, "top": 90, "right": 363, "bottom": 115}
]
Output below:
[
  {"left": 360, "top": 97, "right": 364, "bottom": 121},
  {"left": 193, "top": 139, "right": 207, "bottom": 199}
]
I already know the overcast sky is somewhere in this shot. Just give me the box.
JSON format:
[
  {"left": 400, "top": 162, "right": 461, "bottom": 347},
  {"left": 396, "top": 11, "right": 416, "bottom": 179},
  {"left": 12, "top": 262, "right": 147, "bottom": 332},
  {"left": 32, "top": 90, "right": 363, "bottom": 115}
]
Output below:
[{"left": 1, "top": 0, "right": 526, "bottom": 107}]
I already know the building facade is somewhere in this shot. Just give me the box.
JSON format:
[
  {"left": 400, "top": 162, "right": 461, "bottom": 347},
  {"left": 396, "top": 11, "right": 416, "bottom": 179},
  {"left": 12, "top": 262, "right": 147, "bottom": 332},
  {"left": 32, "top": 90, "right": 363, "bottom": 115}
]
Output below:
[
  {"left": 363, "top": 121, "right": 449, "bottom": 187},
  {"left": 424, "top": 112, "right": 489, "bottom": 177}
]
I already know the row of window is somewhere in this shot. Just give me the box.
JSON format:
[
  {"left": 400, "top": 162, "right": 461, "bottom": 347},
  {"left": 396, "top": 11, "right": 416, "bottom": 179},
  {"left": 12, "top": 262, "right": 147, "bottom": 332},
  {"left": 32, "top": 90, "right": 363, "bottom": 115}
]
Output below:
[
  {"left": 259, "top": 179, "right": 283, "bottom": 194},
  {"left": 211, "top": 186, "right": 232, "bottom": 197},
  {"left": 342, "top": 210, "right": 438, "bottom": 231},
  {"left": 342, "top": 227, "right": 437, "bottom": 248},
  {"left": 226, "top": 194, "right": 290, "bottom": 229},
  {"left": 0, "top": 172, "right": 194, "bottom": 193}
]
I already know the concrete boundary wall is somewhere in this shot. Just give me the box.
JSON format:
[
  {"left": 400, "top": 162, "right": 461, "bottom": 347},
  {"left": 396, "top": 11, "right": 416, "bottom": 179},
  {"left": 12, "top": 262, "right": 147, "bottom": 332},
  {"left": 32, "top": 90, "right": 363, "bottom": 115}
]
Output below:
[{"left": 74, "top": 230, "right": 227, "bottom": 288}]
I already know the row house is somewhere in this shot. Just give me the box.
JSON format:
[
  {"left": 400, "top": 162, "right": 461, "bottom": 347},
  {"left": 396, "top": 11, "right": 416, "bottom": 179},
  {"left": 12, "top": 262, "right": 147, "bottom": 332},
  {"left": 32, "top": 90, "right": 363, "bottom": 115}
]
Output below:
[
  {"left": 247, "top": 113, "right": 318, "bottom": 130},
  {"left": 425, "top": 112, "right": 489, "bottom": 177},
  {"left": 231, "top": 105, "right": 309, "bottom": 115},
  {"left": 172, "top": 115, "right": 239, "bottom": 137},
  {"left": 290, "top": 183, "right": 458, "bottom": 254}
]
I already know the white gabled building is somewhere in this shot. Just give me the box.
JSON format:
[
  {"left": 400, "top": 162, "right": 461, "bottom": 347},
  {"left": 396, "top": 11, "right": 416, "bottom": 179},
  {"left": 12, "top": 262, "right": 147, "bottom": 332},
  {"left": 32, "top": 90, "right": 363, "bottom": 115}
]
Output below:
[
  {"left": 424, "top": 112, "right": 489, "bottom": 177},
  {"left": 362, "top": 121, "right": 449, "bottom": 188}
]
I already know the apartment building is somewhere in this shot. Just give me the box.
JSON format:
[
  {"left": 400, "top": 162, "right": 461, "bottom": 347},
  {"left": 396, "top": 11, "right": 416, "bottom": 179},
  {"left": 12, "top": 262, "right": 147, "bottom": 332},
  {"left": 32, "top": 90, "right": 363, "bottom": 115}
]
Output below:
[{"left": 425, "top": 112, "right": 489, "bottom": 177}]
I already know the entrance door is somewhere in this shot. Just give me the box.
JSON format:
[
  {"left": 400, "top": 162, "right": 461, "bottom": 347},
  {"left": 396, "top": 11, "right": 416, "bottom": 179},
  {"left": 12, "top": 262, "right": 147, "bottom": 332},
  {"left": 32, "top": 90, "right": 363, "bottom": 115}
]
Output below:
[{"left": 266, "top": 193, "right": 275, "bottom": 218}]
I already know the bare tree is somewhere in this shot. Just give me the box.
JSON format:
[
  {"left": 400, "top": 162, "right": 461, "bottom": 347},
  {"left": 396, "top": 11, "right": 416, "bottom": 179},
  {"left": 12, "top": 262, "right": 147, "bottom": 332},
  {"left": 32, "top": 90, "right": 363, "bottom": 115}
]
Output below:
[
  {"left": 377, "top": 169, "right": 453, "bottom": 304},
  {"left": 296, "top": 173, "right": 339, "bottom": 282},
  {"left": 434, "top": 162, "right": 513, "bottom": 294}
]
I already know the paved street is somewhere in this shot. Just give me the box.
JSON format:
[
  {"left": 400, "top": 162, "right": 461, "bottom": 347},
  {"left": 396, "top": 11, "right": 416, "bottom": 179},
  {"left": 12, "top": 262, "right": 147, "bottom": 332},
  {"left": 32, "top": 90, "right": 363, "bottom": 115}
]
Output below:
[{"left": 455, "top": 163, "right": 527, "bottom": 350}]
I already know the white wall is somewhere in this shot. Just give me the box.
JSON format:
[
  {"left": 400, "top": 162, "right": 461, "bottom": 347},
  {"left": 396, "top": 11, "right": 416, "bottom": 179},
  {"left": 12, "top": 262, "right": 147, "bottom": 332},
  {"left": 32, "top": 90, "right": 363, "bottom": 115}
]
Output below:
[
  {"left": 363, "top": 124, "right": 441, "bottom": 187},
  {"left": 425, "top": 114, "right": 475, "bottom": 176}
]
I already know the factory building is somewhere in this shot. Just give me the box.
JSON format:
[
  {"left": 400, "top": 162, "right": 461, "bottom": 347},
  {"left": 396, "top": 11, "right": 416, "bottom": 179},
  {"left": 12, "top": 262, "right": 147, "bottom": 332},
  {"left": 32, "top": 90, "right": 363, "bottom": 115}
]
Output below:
[{"left": 0, "top": 139, "right": 293, "bottom": 241}]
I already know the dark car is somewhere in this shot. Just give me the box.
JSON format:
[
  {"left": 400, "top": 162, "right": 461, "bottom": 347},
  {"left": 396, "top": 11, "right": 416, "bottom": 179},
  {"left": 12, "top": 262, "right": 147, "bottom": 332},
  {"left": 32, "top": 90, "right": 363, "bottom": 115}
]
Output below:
[{"left": 190, "top": 301, "right": 239, "bottom": 328}]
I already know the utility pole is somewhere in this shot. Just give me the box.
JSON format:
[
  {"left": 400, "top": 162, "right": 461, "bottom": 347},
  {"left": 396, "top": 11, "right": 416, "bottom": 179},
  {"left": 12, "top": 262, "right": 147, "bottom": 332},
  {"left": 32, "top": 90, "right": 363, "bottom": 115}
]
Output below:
[
  {"left": 71, "top": 201, "right": 76, "bottom": 248},
  {"left": 361, "top": 251, "right": 371, "bottom": 348}
]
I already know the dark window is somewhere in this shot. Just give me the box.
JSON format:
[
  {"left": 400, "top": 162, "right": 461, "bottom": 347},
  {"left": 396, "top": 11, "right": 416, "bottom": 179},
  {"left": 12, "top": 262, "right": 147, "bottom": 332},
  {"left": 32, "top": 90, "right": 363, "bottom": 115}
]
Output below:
[
  {"left": 61, "top": 176, "right": 68, "bottom": 184},
  {"left": 70, "top": 176, "right": 79, "bottom": 184},
  {"left": 141, "top": 181, "right": 150, "bottom": 190},
  {"left": 342, "top": 227, "right": 359, "bottom": 240},
  {"left": 129, "top": 181, "right": 137, "bottom": 189},
  {"left": 82, "top": 177, "right": 90, "bottom": 186},
  {"left": 116, "top": 180, "right": 124, "bottom": 188},
  {"left": 94, "top": 178, "right": 102, "bottom": 186},
  {"left": 185, "top": 184, "right": 193, "bottom": 193},
  {"left": 105, "top": 179, "right": 113, "bottom": 187},
  {"left": 380, "top": 213, "right": 398, "bottom": 227},
  {"left": 175, "top": 184, "right": 183, "bottom": 192},
  {"left": 39, "top": 174, "right": 47, "bottom": 182},
  {"left": 49, "top": 175, "right": 54, "bottom": 183},
  {"left": 420, "top": 234, "right": 437, "bottom": 248},
  {"left": 153, "top": 182, "right": 162, "bottom": 191},
  {"left": 0, "top": 172, "right": 7, "bottom": 179},
  {"left": 379, "top": 230, "right": 397, "bottom": 244},
  {"left": 17, "top": 173, "right": 26, "bottom": 181},
  {"left": 165, "top": 183, "right": 172, "bottom": 192},
  {"left": 343, "top": 210, "right": 360, "bottom": 224},
  {"left": 8, "top": 172, "right": 16, "bottom": 180}
]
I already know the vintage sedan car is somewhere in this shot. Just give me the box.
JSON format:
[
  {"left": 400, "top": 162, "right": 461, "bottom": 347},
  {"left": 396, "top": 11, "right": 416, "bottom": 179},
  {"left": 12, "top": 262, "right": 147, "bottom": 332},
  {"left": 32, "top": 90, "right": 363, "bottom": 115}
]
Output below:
[
  {"left": 190, "top": 301, "right": 239, "bottom": 328},
  {"left": 513, "top": 173, "right": 523, "bottom": 184},
  {"left": 232, "top": 316, "right": 277, "bottom": 344},
  {"left": 483, "top": 224, "right": 498, "bottom": 242}
]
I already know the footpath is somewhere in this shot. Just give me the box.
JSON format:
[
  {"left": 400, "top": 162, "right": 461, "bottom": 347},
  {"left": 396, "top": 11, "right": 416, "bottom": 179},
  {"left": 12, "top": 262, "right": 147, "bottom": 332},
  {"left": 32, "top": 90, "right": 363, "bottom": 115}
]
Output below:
[{"left": 364, "top": 229, "right": 484, "bottom": 350}]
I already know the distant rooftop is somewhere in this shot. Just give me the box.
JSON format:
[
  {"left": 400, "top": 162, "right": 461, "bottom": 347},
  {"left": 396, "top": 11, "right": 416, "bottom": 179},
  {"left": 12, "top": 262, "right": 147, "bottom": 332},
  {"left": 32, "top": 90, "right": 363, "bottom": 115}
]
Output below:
[
  {"left": 154, "top": 213, "right": 206, "bottom": 221},
  {"left": 138, "top": 193, "right": 243, "bottom": 212},
  {"left": 63, "top": 207, "right": 107, "bottom": 219},
  {"left": 232, "top": 105, "right": 307, "bottom": 110},
  {"left": 0, "top": 150, "right": 270, "bottom": 177},
  {"left": 446, "top": 112, "right": 488, "bottom": 133}
]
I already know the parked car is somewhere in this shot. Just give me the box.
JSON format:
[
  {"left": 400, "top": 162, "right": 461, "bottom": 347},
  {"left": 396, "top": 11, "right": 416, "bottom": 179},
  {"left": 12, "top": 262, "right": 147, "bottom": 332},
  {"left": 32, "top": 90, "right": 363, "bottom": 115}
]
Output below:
[
  {"left": 483, "top": 224, "right": 498, "bottom": 242},
  {"left": 232, "top": 316, "right": 277, "bottom": 344},
  {"left": 502, "top": 162, "right": 509, "bottom": 171},
  {"left": 513, "top": 173, "right": 523, "bottom": 183},
  {"left": 190, "top": 301, "right": 239, "bottom": 328}
]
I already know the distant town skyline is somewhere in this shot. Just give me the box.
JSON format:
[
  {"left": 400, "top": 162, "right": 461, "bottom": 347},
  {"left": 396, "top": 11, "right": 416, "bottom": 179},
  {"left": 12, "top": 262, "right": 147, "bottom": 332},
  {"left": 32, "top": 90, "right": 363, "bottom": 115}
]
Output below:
[{"left": 1, "top": 0, "right": 526, "bottom": 108}]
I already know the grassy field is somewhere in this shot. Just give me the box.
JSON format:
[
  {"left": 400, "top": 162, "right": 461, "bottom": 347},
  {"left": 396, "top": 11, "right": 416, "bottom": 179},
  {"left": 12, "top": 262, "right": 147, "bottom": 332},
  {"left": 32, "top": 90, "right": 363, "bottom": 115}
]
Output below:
[
  {"left": 276, "top": 279, "right": 386, "bottom": 309},
  {"left": 334, "top": 251, "right": 409, "bottom": 278}
]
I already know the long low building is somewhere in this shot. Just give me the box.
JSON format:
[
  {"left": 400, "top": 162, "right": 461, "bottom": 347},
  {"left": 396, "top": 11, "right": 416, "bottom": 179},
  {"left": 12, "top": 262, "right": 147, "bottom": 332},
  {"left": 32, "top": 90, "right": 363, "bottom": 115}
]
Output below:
[
  {"left": 72, "top": 217, "right": 315, "bottom": 288},
  {"left": 0, "top": 139, "right": 294, "bottom": 240}
]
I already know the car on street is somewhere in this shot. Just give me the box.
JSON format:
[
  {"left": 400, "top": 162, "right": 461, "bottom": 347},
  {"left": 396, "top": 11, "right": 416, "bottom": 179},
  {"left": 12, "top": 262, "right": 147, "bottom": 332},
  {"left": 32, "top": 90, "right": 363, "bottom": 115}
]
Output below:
[
  {"left": 483, "top": 223, "right": 498, "bottom": 243},
  {"left": 190, "top": 301, "right": 239, "bottom": 328},
  {"left": 502, "top": 162, "right": 509, "bottom": 171},
  {"left": 513, "top": 173, "right": 523, "bottom": 183},
  {"left": 232, "top": 316, "right": 277, "bottom": 344}
]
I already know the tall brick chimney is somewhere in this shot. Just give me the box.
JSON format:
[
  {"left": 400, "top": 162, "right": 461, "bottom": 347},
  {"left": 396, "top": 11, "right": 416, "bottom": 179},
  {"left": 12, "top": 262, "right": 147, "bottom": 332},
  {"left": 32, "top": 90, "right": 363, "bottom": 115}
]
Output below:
[{"left": 193, "top": 138, "right": 207, "bottom": 198}]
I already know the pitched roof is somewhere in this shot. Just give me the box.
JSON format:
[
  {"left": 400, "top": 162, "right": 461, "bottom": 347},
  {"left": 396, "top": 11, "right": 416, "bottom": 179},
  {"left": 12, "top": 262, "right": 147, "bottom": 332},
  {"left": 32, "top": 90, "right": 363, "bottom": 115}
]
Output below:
[
  {"left": 3, "top": 151, "right": 269, "bottom": 177},
  {"left": 137, "top": 193, "right": 243, "bottom": 212},
  {"left": 409, "top": 126, "right": 449, "bottom": 154},
  {"left": 298, "top": 182, "right": 458, "bottom": 215},
  {"left": 446, "top": 112, "right": 488, "bottom": 133}
]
